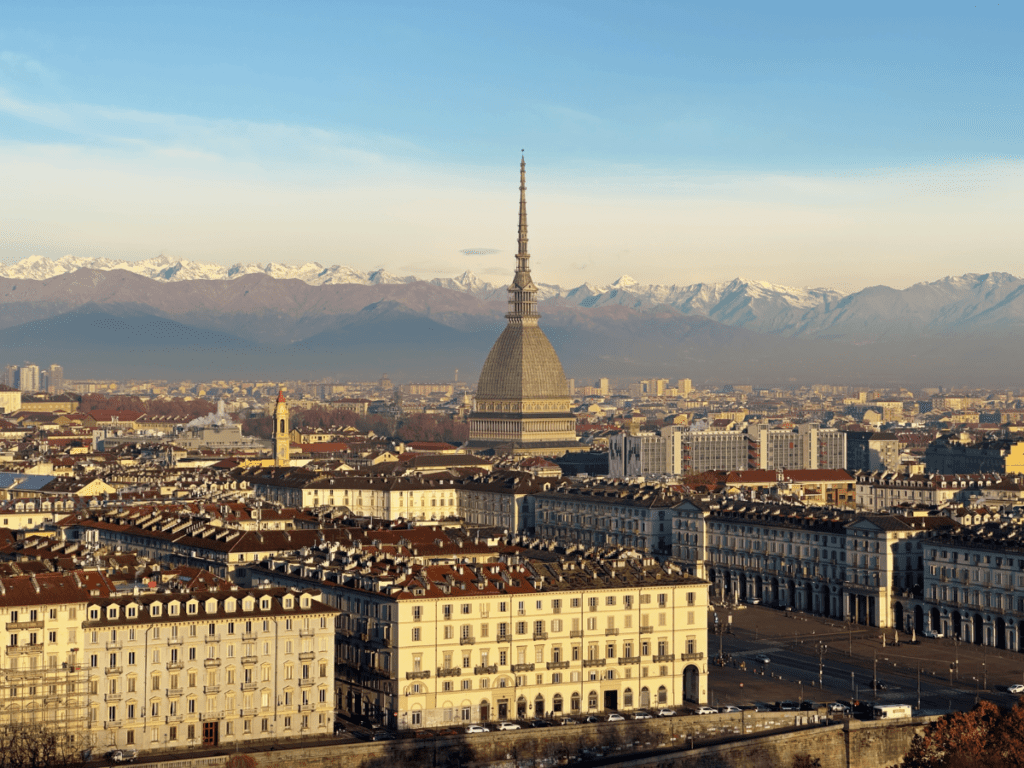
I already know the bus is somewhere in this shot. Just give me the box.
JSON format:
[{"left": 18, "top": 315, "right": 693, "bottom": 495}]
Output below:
[{"left": 872, "top": 704, "right": 913, "bottom": 720}]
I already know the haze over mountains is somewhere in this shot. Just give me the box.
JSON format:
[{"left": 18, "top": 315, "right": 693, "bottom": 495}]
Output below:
[{"left": 1, "top": 255, "right": 1022, "bottom": 387}]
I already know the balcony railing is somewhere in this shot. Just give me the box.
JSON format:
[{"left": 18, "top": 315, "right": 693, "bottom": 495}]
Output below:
[
  {"left": 242, "top": 632, "right": 258, "bottom": 641},
  {"left": 533, "top": 632, "right": 548, "bottom": 641},
  {"left": 167, "top": 637, "right": 183, "bottom": 646},
  {"left": 496, "top": 633, "right": 510, "bottom": 643},
  {"left": 298, "top": 703, "right": 315, "bottom": 713},
  {"left": 605, "top": 628, "right": 619, "bottom": 636},
  {"left": 204, "top": 685, "right": 220, "bottom": 695},
  {"left": 104, "top": 720, "right": 122, "bottom": 729},
  {"left": 437, "top": 667, "right": 462, "bottom": 678},
  {"left": 582, "top": 659, "right": 606, "bottom": 668},
  {"left": 460, "top": 637, "right": 475, "bottom": 645},
  {"left": 510, "top": 663, "right": 534, "bottom": 673},
  {"left": 474, "top": 665, "right": 497, "bottom": 675},
  {"left": 104, "top": 693, "right": 123, "bottom": 703},
  {"left": 165, "top": 714, "right": 184, "bottom": 724},
  {"left": 639, "top": 626, "right": 653, "bottom": 635},
  {"left": 569, "top": 629, "right": 584, "bottom": 638},
  {"left": 6, "top": 644, "right": 42, "bottom": 656},
  {"left": 167, "top": 688, "right": 183, "bottom": 697},
  {"left": 201, "top": 711, "right": 224, "bottom": 721},
  {"left": 406, "top": 670, "right": 431, "bottom": 680},
  {"left": 241, "top": 682, "right": 257, "bottom": 692},
  {"left": 204, "top": 659, "right": 221, "bottom": 668},
  {"left": 299, "top": 629, "right": 315, "bottom": 638},
  {"left": 106, "top": 640, "right": 123, "bottom": 650},
  {"left": 546, "top": 661, "right": 570, "bottom": 670},
  {"left": 241, "top": 707, "right": 259, "bottom": 717},
  {"left": 7, "top": 618, "right": 45, "bottom": 632},
  {"left": 298, "top": 652, "right": 315, "bottom": 661},
  {"left": 241, "top": 656, "right": 258, "bottom": 665},
  {"left": 204, "top": 634, "right": 220, "bottom": 644},
  {"left": 618, "top": 657, "right": 640, "bottom": 665},
  {"left": 680, "top": 652, "right": 704, "bottom": 661},
  {"left": 105, "top": 666, "right": 123, "bottom": 675},
  {"left": 299, "top": 678, "right": 314, "bottom": 687},
  {"left": 652, "top": 654, "right": 674, "bottom": 663}
]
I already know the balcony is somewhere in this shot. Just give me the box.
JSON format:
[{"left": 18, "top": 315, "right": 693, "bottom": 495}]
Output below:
[
  {"left": 569, "top": 630, "right": 584, "bottom": 639},
  {"left": 533, "top": 632, "right": 548, "bottom": 641},
  {"left": 298, "top": 652, "right": 315, "bottom": 661},
  {"left": 652, "top": 654, "right": 674, "bottom": 663},
  {"left": 7, "top": 618, "right": 45, "bottom": 631},
  {"left": 204, "top": 685, "right": 220, "bottom": 695},
  {"left": 639, "top": 626, "right": 653, "bottom": 635},
  {"left": 204, "top": 659, "right": 221, "bottom": 668},
  {"left": 166, "top": 714, "right": 184, "bottom": 724},
  {"left": 546, "top": 661, "right": 570, "bottom": 670},
  {"left": 104, "top": 720, "right": 122, "bottom": 730},
  {"left": 241, "top": 656, "right": 258, "bottom": 665},
  {"left": 104, "top": 693, "right": 123, "bottom": 703},
  {"left": 298, "top": 703, "right": 315, "bottom": 713},
  {"left": 299, "top": 629, "right": 315, "bottom": 638},
  {"left": 474, "top": 665, "right": 497, "bottom": 675},
  {"left": 204, "top": 634, "right": 220, "bottom": 644},
  {"left": 299, "top": 678, "right": 314, "bottom": 687},
  {"left": 406, "top": 670, "right": 431, "bottom": 680},
  {"left": 496, "top": 634, "right": 510, "bottom": 643},
  {"left": 680, "top": 652, "right": 704, "bottom": 661},
  {"left": 167, "top": 688, "right": 183, "bottom": 697},
  {"left": 241, "top": 708, "right": 259, "bottom": 717},
  {"left": 167, "top": 660, "right": 184, "bottom": 670},
  {"left": 201, "top": 711, "right": 224, "bottom": 721},
  {"left": 105, "top": 666, "right": 123, "bottom": 675},
  {"left": 511, "top": 663, "right": 535, "bottom": 673},
  {"left": 106, "top": 640, "right": 123, "bottom": 650},
  {"left": 604, "top": 628, "right": 619, "bottom": 636},
  {"left": 618, "top": 657, "right": 641, "bottom": 666},
  {"left": 242, "top": 632, "right": 258, "bottom": 641},
  {"left": 167, "top": 637, "right": 183, "bottom": 646},
  {"left": 6, "top": 644, "right": 42, "bottom": 656},
  {"left": 582, "top": 659, "right": 606, "bottom": 668},
  {"left": 437, "top": 667, "right": 462, "bottom": 678},
  {"left": 459, "top": 636, "right": 475, "bottom": 645}
]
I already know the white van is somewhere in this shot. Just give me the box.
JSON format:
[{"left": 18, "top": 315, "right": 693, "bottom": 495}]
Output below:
[{"left": 872, "top": 704, "right": 913, "bottom": 720}]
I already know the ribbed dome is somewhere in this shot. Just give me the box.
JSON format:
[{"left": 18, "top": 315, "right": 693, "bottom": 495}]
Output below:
[{"left": 476, "top": 324, "right": 569, "bottom": 400}]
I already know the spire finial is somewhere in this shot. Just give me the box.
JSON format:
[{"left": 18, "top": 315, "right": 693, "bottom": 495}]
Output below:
[
  {"left": 507, "top": 153, "right": 539, "bottom": 324},
  {"left": 518, "top": 152, "right": 528, "bottom": 256}
]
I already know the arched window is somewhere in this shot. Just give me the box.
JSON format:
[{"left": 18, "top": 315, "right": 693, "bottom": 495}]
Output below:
[
  {"left": 587, "top": 691, "right": 598, "bottom": 710},
  {"left": 623, "top": 688, "right": 633, "bottom": 708},
  {"left": 552, "top": 694, "right": 563, "bottom": 713},
  {"left": 570, "top": 692, "right": 581, "bottom": 712},
  {"left": 658, "top": 685, "right": 667, "bottom": 705},
  {"left": 535, "top": 694, "right": 545, "bottom": 716},
  {"left": 640, "top": 687, "right": 650, "bottom": 707}
]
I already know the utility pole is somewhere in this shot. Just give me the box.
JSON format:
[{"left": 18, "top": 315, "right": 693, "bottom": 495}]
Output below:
[
  {"left": 917, "top": 667, "right": 922, "bottom": 711},
  {"left": 873, "top": 651, "right": 878, "bottom": 696},
  {"left": 818, "top": 642, "right": 828, "bottom": 689}
]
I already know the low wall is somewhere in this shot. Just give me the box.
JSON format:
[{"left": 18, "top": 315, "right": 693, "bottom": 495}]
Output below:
[{"left": 133, "top": 711, "right": 933, "bottom": 768}]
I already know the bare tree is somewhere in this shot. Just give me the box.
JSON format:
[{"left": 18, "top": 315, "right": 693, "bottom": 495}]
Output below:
[{"left": 0, "top": 723, "right": 88, "bottom": 768}]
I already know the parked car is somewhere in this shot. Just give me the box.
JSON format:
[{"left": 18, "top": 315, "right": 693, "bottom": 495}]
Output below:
[
  {"left": 371, "top": 731, "right": 396, "bottom": 741},
  {"left": 497, "top": 722, "right": 521, "bottom": 731},
  {"left": 922, "top": 629, "right": 944, "bottom": 639},
  {"left": 829, "top": 702, "right": 852, "bottom": 714},
  {"left": 108, "top": 750, "right": 138, "bottom": 764},
  {"left": 776, "top": 701, "right": 800, "bottom": 711},
  {"left": 800, "top": 701, "right": 817, "bottom": 711},
  {"left": 1009, "top": 684, "right": 1024, "bottom": 694},
  {"left": 607, "top": 713, "right": 625, "bottom": 722},
  {"left": 584, "top": 715, "right": 601, "bottom": 723},
  {"left": 719, "top": 705, "right": 741, "bottom": 713},
  {"left": 466, "top": 724, "right": 490, "bottom": 733},
  {"left": 754, "top": 654, "right": 771, "bottom": 664},
  {"left": 558, "top": 717, "right": 576, "bottom": 725},
  {"left": 530, "top": 719, "right": 552, "bottom": 727},
  {"left": 657, "top": 709, "right": 677, "bottom": 717},
  {"left": 437, "top": 729, "right": 459, "bottom": 737},
  {"left": 695, "top": 707, "right": 719, "bottom": 715},
  {"left": 632, "top": 711, "right": 653, "bottom": 719},
  {"left": 745, "top": 596, "right": 761, "bottom": 605}
]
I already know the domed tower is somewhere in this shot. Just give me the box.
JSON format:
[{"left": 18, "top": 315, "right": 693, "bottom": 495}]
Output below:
[
  {"left": 273, "top": 388, "right": 290, "bottom": 467},
  {"left": 467, "top": 157, "right": 579, "bottom": 456}
]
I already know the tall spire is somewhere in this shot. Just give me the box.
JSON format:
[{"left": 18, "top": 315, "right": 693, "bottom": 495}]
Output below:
[{"left": 508, "top": 153, "right": 539, "bottom": 325}]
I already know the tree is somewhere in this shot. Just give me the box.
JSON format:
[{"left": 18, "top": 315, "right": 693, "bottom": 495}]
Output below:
[
  {"left": 898, "top": 700, "right": 1001, "bottom": 768},
  {"left": 792, "top": 755, "right": 822, "bottom": 768},
  {"left": 0, "top": 723, "right": 88, "bottom": 768},
  {"left": 224, "top": 755, "right": 258, "bottom": 768}
]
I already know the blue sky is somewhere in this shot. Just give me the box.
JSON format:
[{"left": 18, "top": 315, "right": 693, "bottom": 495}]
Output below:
[{"left": 0, "top": 1, "right": 1020, "bottom": 291}]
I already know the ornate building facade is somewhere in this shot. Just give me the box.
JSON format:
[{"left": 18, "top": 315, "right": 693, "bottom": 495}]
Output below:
[{"left": 468, "top": 158, "right": 578, "bottom": 457}]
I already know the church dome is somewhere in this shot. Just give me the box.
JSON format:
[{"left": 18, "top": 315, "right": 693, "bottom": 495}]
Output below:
[{"left": 475, "top": 324, "right": 569, "bottom": 401}]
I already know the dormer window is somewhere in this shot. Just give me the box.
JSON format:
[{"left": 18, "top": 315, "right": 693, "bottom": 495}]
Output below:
[
  {"left": 260, "top": 598, "right": 271, "bottom": 611},
  {"left": 187, "top": 602, "right": 198, "bottom": 615},
  {"left": 300, "top": 595, "right": 310, "bottom": 609},
  {"left": 206, "top": 598, "right": 218, "bottom": 614},
  {"left": 283, "top": 596, "right": 294, "bottom": 610},
  {"left": 151, "top": 604, "right": 162, "bottom": 618},
  {"left": 107, "top": 606, "right": 119, "bottom": 620},
  {"left": 89, "top": 608, "right": 99, "bottom": 620},
  {"left": 127, "top": 606, "right": 137, "bottom": 619},
  {"left": 225, "top": 598, "right": 237, "bottom": 613},
  {"left": 169, "top": 603, "right": 180, "bottom": 616}
]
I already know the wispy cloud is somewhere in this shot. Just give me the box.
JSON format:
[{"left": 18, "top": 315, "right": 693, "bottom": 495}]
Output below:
[{"left": 0, "top": 51, "right": 55, "bottom": 84}]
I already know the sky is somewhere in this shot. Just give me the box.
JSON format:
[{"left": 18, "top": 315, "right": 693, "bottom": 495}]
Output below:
[{"left": 0, "top": 0, "right": 1021, "bottom": 293}]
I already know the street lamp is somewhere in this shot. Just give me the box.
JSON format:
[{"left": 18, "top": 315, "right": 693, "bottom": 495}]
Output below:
[{"left": 818, "top": 642, "right": 828, "bottom": 689}]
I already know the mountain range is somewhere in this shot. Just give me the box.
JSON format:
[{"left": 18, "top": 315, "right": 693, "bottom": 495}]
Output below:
[{"left": 1, "top": 255, "right": 1022, "bottom": 387}]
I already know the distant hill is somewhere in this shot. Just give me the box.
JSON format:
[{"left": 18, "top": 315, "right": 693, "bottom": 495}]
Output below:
[{"left": 1, "top": 260, "right": 1023, "bottom": 386}]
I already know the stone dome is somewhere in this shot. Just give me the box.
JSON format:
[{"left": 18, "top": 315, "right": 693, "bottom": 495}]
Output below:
[{"left": 475, "top": 324, "right": 569, "bottom": 401}]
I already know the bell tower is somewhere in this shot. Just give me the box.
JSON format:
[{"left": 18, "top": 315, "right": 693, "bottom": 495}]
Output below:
[{"left": 273, "top": 388, "right": 290, "bottom": 467}]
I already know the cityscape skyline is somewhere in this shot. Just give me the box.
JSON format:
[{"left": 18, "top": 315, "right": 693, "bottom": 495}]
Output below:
[{"left": 1, "top": 3, "right": 1021, "bottom": 291}]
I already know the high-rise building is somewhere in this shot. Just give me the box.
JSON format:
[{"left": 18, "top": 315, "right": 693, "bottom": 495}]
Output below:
[
  {"left": 273, "top": 388, "right": 290, "bottom": 467},
  {"left": 2, "top": 365, "right": 17, "bottom": 388},
  {"left": 747, "top": 423, "right": 847, "bottom": 470},
  {"left": 17, "top": 363, "right": 39, "bottom": 392},
  {"left": 468, "top": 157, "right": 578, "bottom": 456},
  {"left": 48, "top": 363, "right": 64, "bottom": 394},
  {"left": 678, "top": 378, "right": 692, "bottom": 396},
  {"left": 598, "top": 377, "right": 610, "bottom": 395}
]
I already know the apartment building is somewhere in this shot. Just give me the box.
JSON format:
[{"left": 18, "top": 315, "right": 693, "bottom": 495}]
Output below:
[
  {"left": 246, "top": 551, "right": 709, "bottom": 729},
  {"left": 846, "top": 432, "right": 901, "bottom": 472},
  {"left": 0, "top": 571, "right": 115, "bottom": 744},
  {"left": 673, "top": 499, "right": 955, "bottom": 627},
  {"left": 80, "top": 587, "right": 337, "bottom": 753},
  {"left": 748, "top": 424, "right": 847, "bottom": 471},
  {"left": 532, "top": 483, "right": 689, "bottom": 555},
  {"left": 855, "top": 472, "right": 998, "bottom": 512}
]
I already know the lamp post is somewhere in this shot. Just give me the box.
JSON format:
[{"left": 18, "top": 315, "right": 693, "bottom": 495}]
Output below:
[
  {"left": 818, "top": 642, "right": 828, "bottom": 689},
  {"left": 917, "top": 667, "right": 921, "bottom": 711},
  {"left": 873, "top": 651, "right": 878, "bottom": 697}
]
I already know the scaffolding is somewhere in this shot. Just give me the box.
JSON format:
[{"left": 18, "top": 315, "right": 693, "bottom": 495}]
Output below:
[{"left": 0, "top": 653, "right": 92, "bottom": 754}]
